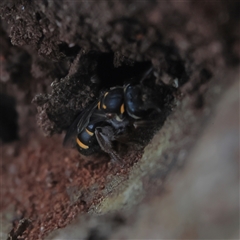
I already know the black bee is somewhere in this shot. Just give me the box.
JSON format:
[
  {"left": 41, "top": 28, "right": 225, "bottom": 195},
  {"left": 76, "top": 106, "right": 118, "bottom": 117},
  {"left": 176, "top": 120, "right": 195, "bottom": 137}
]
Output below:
[{"left": 63, "top": 67, "right": 159, "bottom": 162}]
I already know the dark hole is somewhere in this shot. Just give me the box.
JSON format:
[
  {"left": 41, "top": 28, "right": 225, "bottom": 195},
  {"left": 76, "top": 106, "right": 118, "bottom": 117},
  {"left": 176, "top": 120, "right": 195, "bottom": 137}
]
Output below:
[
  {"left": 90, "top": 52, "right": 177, "bottom": 150},
  {"left": 35, "top": 12, "right": 42, "bottom": 21},
  {"left": 7, "top": 52, "right": 32, "bottom": 86},
  {"left": 0, "top": 94, "right": 19, "bottom": 143},
  {"left": 165, "top": 57, "right": 188, "bottom": 86},
  {"left": 58, "top": 42, "right": 81, "bottom": 58},
  {"left": 96, "top": 53, "right": 152, "bottom": 88}
]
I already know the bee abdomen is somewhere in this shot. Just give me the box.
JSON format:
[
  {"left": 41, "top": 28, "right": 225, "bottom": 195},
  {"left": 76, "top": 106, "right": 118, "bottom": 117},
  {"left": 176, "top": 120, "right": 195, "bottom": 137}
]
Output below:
[
  {"left": 76, "top": 120, "right": 100, "bottom": 150},
  {"left": 76, "top": 129, "right": 92, "bottom": 149},
  {"left": 76, "top": 136, "right": 89, "bottom": 149}
]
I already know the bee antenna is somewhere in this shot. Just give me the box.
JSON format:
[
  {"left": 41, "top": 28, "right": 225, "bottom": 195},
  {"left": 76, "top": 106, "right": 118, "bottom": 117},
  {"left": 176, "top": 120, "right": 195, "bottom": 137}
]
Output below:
[{"left": 139, "top": 66, "right": 154, "bottom": 84}]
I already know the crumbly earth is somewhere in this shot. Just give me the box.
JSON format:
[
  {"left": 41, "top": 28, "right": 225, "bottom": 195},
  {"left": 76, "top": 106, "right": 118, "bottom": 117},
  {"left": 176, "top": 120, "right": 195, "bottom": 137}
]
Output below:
[{"left": 0, "top": 1, "right": 239, "bottom": 239}]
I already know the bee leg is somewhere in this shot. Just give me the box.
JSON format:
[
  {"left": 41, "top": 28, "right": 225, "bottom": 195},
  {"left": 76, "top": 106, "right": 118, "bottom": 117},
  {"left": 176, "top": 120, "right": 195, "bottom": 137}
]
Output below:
[
  {"left": 95, "top": 126, "right": 122, "bottom": 164},
  {"left": 139, "top": 66, "right": 153, "bottom": 84}
]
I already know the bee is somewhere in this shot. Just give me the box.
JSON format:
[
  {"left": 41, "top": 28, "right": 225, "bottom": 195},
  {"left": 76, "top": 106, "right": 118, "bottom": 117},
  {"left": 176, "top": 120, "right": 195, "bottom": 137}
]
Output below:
[{"left": 63, "top": 67, "right": 159, "bottom": 162}]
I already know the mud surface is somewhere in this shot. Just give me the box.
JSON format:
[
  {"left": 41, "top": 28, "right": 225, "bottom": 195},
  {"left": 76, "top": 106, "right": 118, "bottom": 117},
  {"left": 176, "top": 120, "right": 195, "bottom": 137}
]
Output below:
[{"left": 0, "top": 1, "right": 239, "bottom": 239}]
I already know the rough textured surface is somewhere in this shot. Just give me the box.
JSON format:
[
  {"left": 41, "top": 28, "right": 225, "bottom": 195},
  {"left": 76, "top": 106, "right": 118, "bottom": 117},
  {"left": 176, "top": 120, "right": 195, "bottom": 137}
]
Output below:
[
  {"left": 0, "top": 1, "right": 239, "bottom": 239},
  {"left": 49, "top": 75, "right": 239, "bottom": 239}
]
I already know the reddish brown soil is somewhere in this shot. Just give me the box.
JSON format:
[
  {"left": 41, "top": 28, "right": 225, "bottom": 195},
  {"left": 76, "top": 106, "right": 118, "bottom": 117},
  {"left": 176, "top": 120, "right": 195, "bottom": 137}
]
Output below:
[
  {"left": 2, "top": 124, "right": 142, "bottom": 239},
  {"left": 1, "top": 1, "right": 239, "bottom": 239}
]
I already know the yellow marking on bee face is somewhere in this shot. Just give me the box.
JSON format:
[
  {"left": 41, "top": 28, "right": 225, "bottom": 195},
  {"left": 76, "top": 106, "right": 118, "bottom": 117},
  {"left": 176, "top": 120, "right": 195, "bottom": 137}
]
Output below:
[
  {"left": 101, "top": 92, "right": 109, "bottom": 110},
  {"left": 120, "top": 103, "right": 125, "bottom": 114},
  {"left": 76, "top": 137, "right": 89, "bottom": 149},
  {"left": 97, "top": 101, "right": 101, "bottom": 110},
  {"left": 86, "top": 128, "right": 94, "bottom": 136}
]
